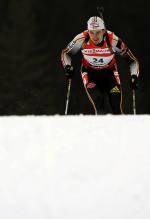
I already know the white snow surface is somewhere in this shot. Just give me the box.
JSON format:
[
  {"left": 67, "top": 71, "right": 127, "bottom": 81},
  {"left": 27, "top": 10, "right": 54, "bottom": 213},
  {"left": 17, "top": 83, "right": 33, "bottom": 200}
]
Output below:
[{"left": 0, "top": 115, "right": 150, "bottom": 219}]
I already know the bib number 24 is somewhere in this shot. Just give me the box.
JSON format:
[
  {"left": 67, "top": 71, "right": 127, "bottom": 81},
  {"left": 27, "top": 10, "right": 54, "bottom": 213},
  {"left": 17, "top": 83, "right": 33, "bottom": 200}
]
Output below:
[{"left": 93, "top": 58, "right": 104, "bottom": 63}]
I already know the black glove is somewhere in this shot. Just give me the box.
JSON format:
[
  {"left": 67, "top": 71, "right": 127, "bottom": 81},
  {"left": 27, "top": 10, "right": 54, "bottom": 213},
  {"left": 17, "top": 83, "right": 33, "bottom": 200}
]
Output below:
[
  {"left": 130, "top": 75, "right": 138, "bottom": 90},
  {"left": 65, "top": 65, "right": 74, "bottom": 79}
]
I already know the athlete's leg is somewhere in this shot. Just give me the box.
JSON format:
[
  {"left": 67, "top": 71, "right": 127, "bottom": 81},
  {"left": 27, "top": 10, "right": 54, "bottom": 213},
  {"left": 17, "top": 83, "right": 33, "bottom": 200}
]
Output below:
[
  {"left": 106, "top": 66, "right": 123, "bottom": 114},
  {"left": 81, "top": 66, "right": 105, "bottom": 114}
]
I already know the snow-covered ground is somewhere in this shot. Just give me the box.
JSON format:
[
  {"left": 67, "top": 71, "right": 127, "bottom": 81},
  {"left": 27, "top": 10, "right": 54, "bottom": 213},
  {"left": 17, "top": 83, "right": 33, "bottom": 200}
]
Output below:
[{"left": 0, "top": 115, "right": 150, "bottom": 219}]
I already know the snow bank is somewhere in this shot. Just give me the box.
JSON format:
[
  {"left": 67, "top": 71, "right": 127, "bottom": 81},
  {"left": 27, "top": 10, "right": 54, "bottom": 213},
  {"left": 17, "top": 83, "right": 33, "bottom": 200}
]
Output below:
[{"left": 0, "top": 115, "right": 150, "bottom": 219}]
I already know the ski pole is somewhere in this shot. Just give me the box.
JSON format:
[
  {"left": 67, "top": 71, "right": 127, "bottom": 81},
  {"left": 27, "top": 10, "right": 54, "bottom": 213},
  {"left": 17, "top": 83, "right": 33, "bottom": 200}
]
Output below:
[
  {"left": 132, "top": 89, "right": 136, "bottom": 115},
  {"left": 65, "top": 79, "right": 72, "bottom": 115}
]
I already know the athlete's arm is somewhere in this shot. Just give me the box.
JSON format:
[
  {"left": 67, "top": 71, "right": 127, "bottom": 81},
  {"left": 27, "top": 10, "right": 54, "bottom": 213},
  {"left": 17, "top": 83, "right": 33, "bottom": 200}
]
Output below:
[
  {"left": 61, "top": 32, "right": 85, "bottom": 68},
  {"left": 112, "top": 33, "right": 139, "bottom": 77}
]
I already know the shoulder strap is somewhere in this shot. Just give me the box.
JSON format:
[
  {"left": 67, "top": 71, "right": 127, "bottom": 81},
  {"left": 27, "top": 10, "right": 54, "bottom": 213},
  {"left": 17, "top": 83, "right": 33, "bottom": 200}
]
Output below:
[
  {"left": 82, "top": 31, "right": 90, "bottom": 43},
  {"left": 84, "top": 33, "right": 90, "bottom": 43},
  {"left": 81, "top": 31, "right": 90, "bottom": 48},
  {"left": 105, "top": 31, "right": 114, "bottom": 54}
]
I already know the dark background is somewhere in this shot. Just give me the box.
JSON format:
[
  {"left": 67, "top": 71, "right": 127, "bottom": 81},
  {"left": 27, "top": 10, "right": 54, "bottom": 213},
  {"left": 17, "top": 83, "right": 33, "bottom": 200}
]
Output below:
[{"left": 0, "top": 0, "right": 149, "bottom": 115}]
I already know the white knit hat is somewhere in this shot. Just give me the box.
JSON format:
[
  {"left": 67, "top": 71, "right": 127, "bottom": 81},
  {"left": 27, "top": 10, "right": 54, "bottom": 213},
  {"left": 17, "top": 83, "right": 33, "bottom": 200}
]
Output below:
[{"left": 87, "top": 16, "right": 105, "bottom": 30}]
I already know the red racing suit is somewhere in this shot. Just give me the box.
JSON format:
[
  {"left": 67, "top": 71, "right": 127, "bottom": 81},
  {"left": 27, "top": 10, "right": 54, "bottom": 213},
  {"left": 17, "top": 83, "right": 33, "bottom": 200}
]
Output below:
[
  {"left": 61, "top": 30, "right": 139, "bottom": 114},
  {"left": 61, "top": 29, "right": 139, "bottom": 77}
]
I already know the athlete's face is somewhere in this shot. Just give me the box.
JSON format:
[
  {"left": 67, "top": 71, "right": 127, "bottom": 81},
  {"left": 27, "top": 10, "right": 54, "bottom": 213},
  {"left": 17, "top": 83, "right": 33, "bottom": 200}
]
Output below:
[{"left": 89, "top": 29, "right": 105, "bottom": 45}]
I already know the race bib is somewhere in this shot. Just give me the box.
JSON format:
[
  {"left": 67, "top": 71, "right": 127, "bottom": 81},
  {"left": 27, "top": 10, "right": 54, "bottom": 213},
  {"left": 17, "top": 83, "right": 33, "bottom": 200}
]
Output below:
[{"left": 83, "top": 54, "right": 114, "bottom": 67}]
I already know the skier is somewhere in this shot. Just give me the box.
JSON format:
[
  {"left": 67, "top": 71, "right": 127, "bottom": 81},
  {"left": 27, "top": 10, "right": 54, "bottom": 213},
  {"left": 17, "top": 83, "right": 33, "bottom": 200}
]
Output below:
[{"left": 61, "top": 16, "right": 139, "bottom": 114}]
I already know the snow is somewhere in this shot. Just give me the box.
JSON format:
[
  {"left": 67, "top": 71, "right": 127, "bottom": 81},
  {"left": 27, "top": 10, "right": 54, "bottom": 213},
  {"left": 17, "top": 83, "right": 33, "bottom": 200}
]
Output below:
[{"left": 0, "top": 115, "right": 150, "bottom": 219}]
